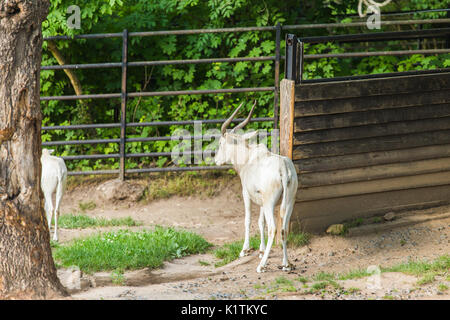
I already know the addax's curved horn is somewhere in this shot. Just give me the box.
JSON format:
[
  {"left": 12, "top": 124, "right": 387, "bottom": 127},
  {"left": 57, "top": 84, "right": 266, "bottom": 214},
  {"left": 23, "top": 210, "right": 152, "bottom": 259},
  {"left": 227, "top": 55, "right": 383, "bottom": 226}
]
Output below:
[
  {"left": 221, "top": 101, "right": 244, "bottom": 135},
  {"left": 231, "top": 100, "right": 257, "bottom": 133}
]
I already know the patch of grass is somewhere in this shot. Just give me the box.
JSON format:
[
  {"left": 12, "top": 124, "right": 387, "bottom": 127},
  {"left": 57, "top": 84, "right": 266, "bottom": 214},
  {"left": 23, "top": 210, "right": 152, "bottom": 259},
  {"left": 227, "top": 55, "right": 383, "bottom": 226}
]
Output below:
[
  {"left": 342, "top": 287, "right": 361, "bottom": 295},
  {"left": 372, "top": 217, "right": 383, "bottom": 223},
  {"left": 58, "top": 214, "right": 142, "bottom": 229},
  {"left": 383, "top": 255, "right": 450, "bottom": 286},
  {"left": 438, "top": 284, "right": 448, "bottom": 292},
  {"left": 198, "top": 260, "right": 210, "bottom": 266},
  {"left": 345, "top": 218, "right": 364, "bottom": 229},
  {"left": 287, "top": 232, "right": 310, "bottom": 248},
  {"left": 337, "top": 268, "right": 372, "bottom": 280},
  {"left": 383, "top": 255, "right": 450, "bottom": 277},
  {"left": 110, "top": 269, "right": 125, "bottom": 285},
  {"left": 310, "top": 281, "right": 328, "bottom": 292},
  {"left": 417, "top": 273, "right": 436, "bottom": 285},
  {"left": 143, "top": 171, "right": 236, "bottom": 201},
  {"left": 297, "top": 276, "right": 309, "bottom": 284},
  {"left": 53, "top": 226, "right": 212, "bottom": 273},
  {"left": 78, "top": 201, "right": 97, "bottom": 212},
  {"left": 266, "top": 277, "right": 297, "bottom": 293},
  {"left": 383, "top": 295, "right": 395, "bottom": 300},
  {"left": 313, "top": 271, "right": 335, "bottom": 282},
  {"left": 213, "top": 236, "right": 260, "bottom": 267}
]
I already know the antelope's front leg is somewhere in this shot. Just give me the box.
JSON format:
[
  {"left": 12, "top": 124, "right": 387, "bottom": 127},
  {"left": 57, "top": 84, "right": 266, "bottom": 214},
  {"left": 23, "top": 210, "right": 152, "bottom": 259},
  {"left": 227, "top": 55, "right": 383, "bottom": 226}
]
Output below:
[{"left": 240, "top": 188, "right": 252, "bottom": 257}]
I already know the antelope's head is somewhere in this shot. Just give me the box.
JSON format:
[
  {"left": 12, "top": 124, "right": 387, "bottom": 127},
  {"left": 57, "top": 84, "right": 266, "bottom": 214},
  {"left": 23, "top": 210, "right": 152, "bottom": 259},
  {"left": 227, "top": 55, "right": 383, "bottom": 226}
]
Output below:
[{"left": 214, "top": 100, "right": 257, "bottom": 166}]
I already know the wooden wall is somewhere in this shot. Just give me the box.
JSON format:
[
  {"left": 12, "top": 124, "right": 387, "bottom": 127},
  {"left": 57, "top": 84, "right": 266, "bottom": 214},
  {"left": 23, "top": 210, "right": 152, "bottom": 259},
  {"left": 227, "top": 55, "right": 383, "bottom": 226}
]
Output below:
[{"left": 280, "top": 72, "right": 450, "bottom": 233}]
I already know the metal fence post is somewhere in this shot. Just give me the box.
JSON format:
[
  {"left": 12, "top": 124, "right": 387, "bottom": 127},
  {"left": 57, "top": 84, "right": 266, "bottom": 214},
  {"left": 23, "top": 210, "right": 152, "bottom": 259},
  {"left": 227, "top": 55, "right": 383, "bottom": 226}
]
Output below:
[
  {"left": 285, "top": 34, "right": 297, "bottom": 82},
  {"left": 273, "top": 23, "right": 282, "bottom": 131},
  {"left": 119, "top": 29, "right": 128, "bottom": 181},
  {"left": 297, "top": 40, "right": 304, "bottom": 84}
]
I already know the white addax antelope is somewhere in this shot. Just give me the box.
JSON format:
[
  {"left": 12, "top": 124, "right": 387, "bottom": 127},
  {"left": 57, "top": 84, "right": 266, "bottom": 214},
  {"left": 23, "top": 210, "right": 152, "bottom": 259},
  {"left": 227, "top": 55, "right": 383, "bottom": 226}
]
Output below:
[
  {"left": 41, "top": 148, "right": 67, "bottom": 241},
  {"left": 215, "top": 101, "right": 298, "bottom": 272}
]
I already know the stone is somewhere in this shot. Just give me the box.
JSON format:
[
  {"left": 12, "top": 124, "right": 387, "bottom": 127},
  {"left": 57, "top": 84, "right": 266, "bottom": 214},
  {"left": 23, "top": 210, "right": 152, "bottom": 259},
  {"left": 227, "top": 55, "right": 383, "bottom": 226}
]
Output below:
[
  {"left": 383, "top": 212, "right": 395, "bottom": 221},
  {"left": 96, "top": 179, "right": 145, "bottom": 202},
  {"left": 326, "top": 224, "right": 345, "bottom": 235}
]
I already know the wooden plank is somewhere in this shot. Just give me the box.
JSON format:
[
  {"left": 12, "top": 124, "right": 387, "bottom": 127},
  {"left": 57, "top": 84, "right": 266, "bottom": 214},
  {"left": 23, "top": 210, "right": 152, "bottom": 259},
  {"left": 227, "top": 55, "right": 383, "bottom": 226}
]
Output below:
[
  {"left": 294, "top": 103, "right": 450, "bottom": 132},
  {"left": 298, "top": 157, "right": 450, "bottom": 187},
  {"left": 294, "top": 89, "right": 450, "bottom": 117},
  {"left": 293, "top": 129, "right": 450, "bottom": 160},
  {"left": 295, "top": 72, "right": 450, "bottom": 101},
  {"left": 279, "top": 79, "right": 295, "bottom": 159},
  {"left": 296, "top": 170, "right": 450, "bottom": 202},
  {"left": 294, "top": 144, "right": 450, "bottom": 173},
  {"left": 291, "top": 184, "right": 450, "bottom": 233},
  {"left": 294, "top": 117, "right": 450, "bottom": 145}
]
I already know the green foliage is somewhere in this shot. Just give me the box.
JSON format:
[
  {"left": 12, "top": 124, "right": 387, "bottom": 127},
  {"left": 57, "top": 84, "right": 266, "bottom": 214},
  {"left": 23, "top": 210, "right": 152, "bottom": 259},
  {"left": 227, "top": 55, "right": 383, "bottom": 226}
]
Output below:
[
  {"left": 53, "top": 227, "right": 212, "bottom": 273},
  {"left": 41, "top": 1, "right": 450, "bottom": 172},
  {"left": 58, "top": 214, "right": 141, "bottom": 229},
  {"left": 213, "top": 235, "right": 260, "bottom": 267}
]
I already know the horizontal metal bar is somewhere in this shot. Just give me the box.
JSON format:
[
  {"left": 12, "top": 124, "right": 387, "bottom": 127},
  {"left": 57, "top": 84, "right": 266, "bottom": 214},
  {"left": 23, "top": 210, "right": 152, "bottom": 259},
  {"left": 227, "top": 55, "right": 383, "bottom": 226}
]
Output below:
[
  {"left": 302, "top": 68, "right": 450, "bottom": 83},
  {"left": 42, "top": 117, "right": 275, "bottom": 131},
  {"left": 339, "top": 8, "right": 450, "bottom": 18},
  {"left": 41, "top": 56, "right": 276, "bottom": 71},
  {"left": 43, "top": 138, "right": 120, "bottom": 146},
  {"left": 125, "top": 165, "right": 231, "bottom": 174},
  {"left": 126, "top": 117, "right": 275, "bottom": 127},
  {"left": 67, "top": 165, "right": 231, "bottom": 175},
  {"left": 42, "top": 123, "right": 121, "bottom": 130},
  {"left": 68, "top": 169, "right": 119, "bottom": 176},
  {"left": 40, "top": 87, "right": 275, "bottom": 101},
  {"left": 300, "top": 27, "right": 450, "bottom": 43},
  {"left": 129, "top": 26, "right": 276, "bottom": 37},
  {"left": 128, "top": 56, "right": 275, "bottom": 67},
  {"left": 304, "top": 48, "right": 450, "bottom": 59},
  {"left": 284, "top": 18, "right": 450, "bottom": 30},
  {"left": 127, "top": 87, "right": 275, "bottom": 98},
  {"left": 41, "top": 62, "right": 122, "bottom": 70},
  {"left": 43, "top": 128, "right": 274, "bottom": 147},
  {"left": 40, "top": 93, "right": 121, "bottom": 101},
  {"left": 43, "top": 19, "right": 450, "bottom": 42},
  {"left": 63, "top": 154, "right": 120, "bottom": 160}
]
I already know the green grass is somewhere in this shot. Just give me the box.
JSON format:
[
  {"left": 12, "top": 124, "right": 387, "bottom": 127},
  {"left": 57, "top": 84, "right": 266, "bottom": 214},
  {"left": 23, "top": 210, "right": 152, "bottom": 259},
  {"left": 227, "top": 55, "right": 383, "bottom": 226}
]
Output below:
[
  {"left": 287, "top": 232, "right": 310, "bottom": 248},
  {"left": 143, "top": 171, "right": 235, "bottom": 201},
  {"left": 53, "top": 226, "right": 212, "bottom": 273},
  {"left": 382, "top": 255, "right": 450, "bottom": 285},
  {"left": 337, "top": 268, "right": 372, "bottom": 280},
  {"left": 213, "top": 236, "right": 261, "bottom": 267},
  {"left": 58, "top": 214, "right": 142, "bottom": 229},
  {"left": 78, "top": 201, "right": 97, "bottom": 212},
  {"left": 438, "top": 284, "right": 448, "bottom": 292}
]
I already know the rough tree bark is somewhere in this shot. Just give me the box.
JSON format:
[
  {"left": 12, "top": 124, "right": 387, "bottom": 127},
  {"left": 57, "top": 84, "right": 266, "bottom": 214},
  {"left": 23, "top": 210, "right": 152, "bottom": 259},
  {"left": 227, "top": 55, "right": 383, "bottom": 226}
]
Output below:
[{"left": 0, "top": 0, "right": 68, "bottom": 299}]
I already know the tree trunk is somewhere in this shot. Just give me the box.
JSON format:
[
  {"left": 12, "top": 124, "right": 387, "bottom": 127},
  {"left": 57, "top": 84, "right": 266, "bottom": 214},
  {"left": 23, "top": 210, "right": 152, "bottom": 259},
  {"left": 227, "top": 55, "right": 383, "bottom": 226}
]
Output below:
[{"left": 0, "top": 0, "right": 68, "bottom": 299}]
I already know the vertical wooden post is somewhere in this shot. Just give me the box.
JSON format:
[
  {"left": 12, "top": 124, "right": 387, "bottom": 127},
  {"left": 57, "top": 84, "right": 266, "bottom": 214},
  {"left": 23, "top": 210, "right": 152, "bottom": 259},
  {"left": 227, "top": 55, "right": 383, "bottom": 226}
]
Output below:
[
  {"left": 280, "top": 79, "right": 295, "bottom": 159},
  {"left": 276, "top": 78, "right": 295, "bottom": 245},
  {"left": 119, "top": 29, "right": 128, "bottom": 181}
]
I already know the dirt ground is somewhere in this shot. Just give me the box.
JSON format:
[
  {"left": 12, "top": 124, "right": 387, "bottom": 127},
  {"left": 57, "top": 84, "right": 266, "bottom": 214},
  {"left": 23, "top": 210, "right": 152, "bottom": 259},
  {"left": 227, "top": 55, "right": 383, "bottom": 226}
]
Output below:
[{"left": 56, "top": 176, "right": 450, "bottom": 300}]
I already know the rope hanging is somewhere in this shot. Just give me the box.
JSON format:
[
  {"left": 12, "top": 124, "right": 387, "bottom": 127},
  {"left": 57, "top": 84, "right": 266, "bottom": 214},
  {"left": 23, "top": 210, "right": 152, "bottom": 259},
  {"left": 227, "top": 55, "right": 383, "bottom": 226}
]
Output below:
[{"left": 358, "top": 0, "right": 392, "bottom": 17}]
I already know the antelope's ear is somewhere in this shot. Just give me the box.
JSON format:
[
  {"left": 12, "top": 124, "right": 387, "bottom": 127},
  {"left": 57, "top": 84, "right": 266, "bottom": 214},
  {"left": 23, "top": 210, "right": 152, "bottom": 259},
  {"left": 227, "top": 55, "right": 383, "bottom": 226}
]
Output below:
[
  {"left": 242, "top": 130, "right": 258, "bottom": 141},
  {"left": 48, "top": 149, "right": 55, "bottom": 155},
  {"left": 226, "top": 134, "right": 240, "bottom": 145}
]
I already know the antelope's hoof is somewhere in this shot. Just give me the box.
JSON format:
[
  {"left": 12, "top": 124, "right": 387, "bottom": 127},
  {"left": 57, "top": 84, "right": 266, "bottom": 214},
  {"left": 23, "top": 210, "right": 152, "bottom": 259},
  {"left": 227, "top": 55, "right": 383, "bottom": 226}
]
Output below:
[
  {"left": 256, "top": 265, "right": 267, "bottom": 273},
  {"left": 258, "top": 251, "right": 264, "bottom": 259},
  {"left": 239, "top": 249, "right": 251, "bottom": 257},
  {"left": 281, "top": 263, "right": 295, "bottom": 272}
]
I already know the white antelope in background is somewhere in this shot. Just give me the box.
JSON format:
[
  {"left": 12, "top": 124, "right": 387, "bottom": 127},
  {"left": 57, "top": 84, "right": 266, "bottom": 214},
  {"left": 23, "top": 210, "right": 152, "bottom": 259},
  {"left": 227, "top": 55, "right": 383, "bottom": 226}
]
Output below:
[
  {"left": 215, "top": 101, "right": 298, "bottom": 272},
  {"left": 41, "top": 148, "right": 67, "bottom": 241}
]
